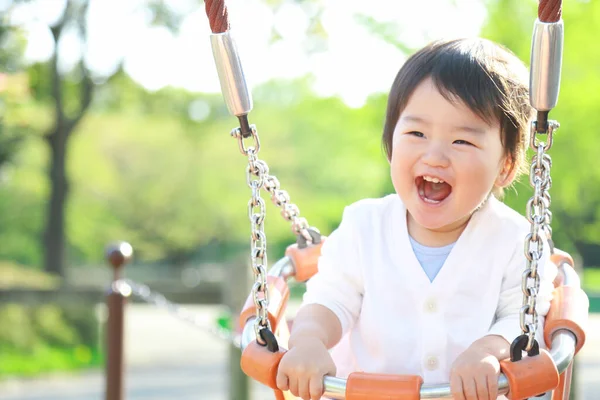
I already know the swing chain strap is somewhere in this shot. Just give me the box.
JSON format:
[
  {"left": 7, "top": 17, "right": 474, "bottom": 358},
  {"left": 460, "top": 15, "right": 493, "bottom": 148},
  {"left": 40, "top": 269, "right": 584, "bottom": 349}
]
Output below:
[
  {"left": 520, "top": 119, "right": 558, "bottom": 352},
  {"left": 232, "top": 125, "right": 316, "bottom": 244}
]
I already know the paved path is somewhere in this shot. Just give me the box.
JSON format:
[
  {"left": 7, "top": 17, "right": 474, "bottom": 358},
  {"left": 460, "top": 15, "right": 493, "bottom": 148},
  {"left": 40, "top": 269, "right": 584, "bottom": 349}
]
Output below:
[
  {"left": 0, "top": 305, "right": 272, "bottom": 400},
  {"left": 0, "top": 305, "right": 598, "bottom": 400}
]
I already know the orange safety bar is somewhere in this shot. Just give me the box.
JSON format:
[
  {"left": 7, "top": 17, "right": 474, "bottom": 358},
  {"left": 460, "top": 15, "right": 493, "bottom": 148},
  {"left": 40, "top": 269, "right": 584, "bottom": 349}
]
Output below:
[
  {"left": 239, "top": 276, "right": 290, "bottom": 333},
  {"left": 240, "top": 341, "right": 298, "bottom": 399},
  {"left": 285, "top": 238, "right": 325, "bottom": 282},
  {"left": 499, "top": 349, "right": 559, "bottom": 399},
  {"left": 241, "top": 341, "right": 423, "bottom": 400},
  {"left": 241, "top": 340, "right": 286, "bottom": 389},
  {"left": 545, "top": 248, "right": 589, "bottom": 356},
  {"left": 241, "top": 340, "right": 571, "bottom": 400},
  {"left": 544, "top": 285, "right": 588, "bottom": 354},
  {"left": 547, "top": 249, "right": 588, "bottom": 399},
  {"left": 550, "top": 250, "right": 574, "bottom": 287},
  {"left": 345, "top": 373, "right": 422, "bottom": 400}
]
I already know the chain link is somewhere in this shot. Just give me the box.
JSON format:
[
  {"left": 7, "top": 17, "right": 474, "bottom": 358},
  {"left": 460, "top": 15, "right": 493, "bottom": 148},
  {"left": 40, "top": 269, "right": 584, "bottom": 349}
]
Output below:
[
  {"left": 108, "top": 279, "right": 241, "bottom": 347},
  {"left": 520, "top": 119, "right": 558, "bottom": 352}
]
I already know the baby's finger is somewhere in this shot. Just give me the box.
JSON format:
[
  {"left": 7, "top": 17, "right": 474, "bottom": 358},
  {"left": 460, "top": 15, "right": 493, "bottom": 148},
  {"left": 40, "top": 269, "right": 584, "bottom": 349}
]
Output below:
[
  {"left": 297, "top": 376, "right": 311, "bottom": 400},
  {"left": 289, "top": 377, "right": 299, "bottom": 398},
  {"left": 486, "top": 374, "right": 498, "bottom": 400},
  {"left": 309, "top": 375, "right": 324, "bottom": 400},
  {"left": 450, "top": 374, "right": 466, "bottom": 400},
  {"left": 463, "top": 377, "right": 477, "bottom": 400},
  {"left": 276, "top": 370, "right": 289, "bottom": 391},
  {"left": 475, "top": 375, "right": 489, "bottom": 400}
]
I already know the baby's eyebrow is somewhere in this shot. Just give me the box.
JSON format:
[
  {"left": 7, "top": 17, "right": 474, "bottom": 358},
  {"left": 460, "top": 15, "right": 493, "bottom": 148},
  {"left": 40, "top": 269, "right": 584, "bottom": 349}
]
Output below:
[
  {"left": 400, "top": 115, "right": 486, "bottom": 135},
  {"left": 452, "top": 125, "right": 486, "bottom": 135},
  {"left": 400, "top": 115, "right": 428, "bottom": 124}
]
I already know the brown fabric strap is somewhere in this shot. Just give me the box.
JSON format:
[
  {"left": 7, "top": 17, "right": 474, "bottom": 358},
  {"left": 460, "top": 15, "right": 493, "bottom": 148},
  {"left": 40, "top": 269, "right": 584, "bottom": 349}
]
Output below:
[
  {"left": 205, "top": 0, "right": 230, "bottom": 33},
  {"left": 539, "top": 0, "right": 562, "bottom": 22}
]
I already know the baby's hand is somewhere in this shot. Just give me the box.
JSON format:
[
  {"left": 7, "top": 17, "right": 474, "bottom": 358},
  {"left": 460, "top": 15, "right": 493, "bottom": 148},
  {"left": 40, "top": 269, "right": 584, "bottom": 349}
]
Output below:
[
  {"left": 276, "top": 337, "right": 336, "bottom": 400},
  {"left": 450, "top": 345, "right": 501, "bottom": 400}
]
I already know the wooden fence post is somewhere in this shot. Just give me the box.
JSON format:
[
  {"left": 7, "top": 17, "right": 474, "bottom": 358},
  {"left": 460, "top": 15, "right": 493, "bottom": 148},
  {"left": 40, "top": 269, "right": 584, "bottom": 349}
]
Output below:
[{"left": 104, "top": 242, "right": 133, "bottom": 400}]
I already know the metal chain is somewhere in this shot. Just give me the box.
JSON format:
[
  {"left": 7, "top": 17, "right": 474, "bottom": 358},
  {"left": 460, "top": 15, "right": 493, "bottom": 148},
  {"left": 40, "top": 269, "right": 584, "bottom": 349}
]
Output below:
[
  {"left": 263, "top": 176, "right": 314, "bottom": 245},
  {"left": 232, "top": 124, "right": 271, "bottom": 344},
  {"left": 520, "top": 119, "right": 558, "bottom": 352},
  {"left": 108, "top": 279, "right": 241, "bottom": 347},
  {"left": 231, "top": 123, "right": 316, "bottom": 344},
  {"left": 232, "top": 125, "right": 316, "bottom": 245}
]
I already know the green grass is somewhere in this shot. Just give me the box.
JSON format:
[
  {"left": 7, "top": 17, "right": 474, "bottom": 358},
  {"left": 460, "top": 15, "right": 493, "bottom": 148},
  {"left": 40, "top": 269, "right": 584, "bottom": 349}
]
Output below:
[
  {"left": 0, "top": 345, "right": 102, "bottom": 378},
  {"left": 583, "top": 268, "right": 600, "bottom": 312},
  {"left": 583, "top": 267, "right": 600, "bottom": 293},
  {"left": 0, "top": 262, "right": 59, "bottom": 289}
]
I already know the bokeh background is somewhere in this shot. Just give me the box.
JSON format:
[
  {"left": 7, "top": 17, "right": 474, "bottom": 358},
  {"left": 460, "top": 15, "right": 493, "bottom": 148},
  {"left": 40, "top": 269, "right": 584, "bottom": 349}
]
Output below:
[{"left": 0, "top": 0, "right": 598, "bottom": 399}]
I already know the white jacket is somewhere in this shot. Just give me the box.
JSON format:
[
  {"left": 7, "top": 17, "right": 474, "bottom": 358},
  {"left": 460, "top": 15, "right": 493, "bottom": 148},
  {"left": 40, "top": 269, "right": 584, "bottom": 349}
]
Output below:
[{"left": 302, "top": 194, "right": 556, "bottom": 386}]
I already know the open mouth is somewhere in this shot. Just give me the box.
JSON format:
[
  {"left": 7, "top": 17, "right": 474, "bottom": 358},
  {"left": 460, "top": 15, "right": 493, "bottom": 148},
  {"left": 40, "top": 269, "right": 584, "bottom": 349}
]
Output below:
[{"left": 416, "top": 175, "right": 452, "bottom": 204}]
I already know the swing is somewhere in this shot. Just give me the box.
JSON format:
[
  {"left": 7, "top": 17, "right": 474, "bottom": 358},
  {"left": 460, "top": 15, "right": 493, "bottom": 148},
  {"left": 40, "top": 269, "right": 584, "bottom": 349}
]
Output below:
[{"left": 204, "top": 0, "right": 589, "bottom": 398}]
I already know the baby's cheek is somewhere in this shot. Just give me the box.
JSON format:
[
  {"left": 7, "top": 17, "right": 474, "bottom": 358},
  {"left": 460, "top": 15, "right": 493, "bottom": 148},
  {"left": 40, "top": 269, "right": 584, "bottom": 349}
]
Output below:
[
  {"left": 390, "top": 162, "right": 411, "bottom": 195},
  {"left": 458, "top": 159, "right": 495, "bottom": 194}
]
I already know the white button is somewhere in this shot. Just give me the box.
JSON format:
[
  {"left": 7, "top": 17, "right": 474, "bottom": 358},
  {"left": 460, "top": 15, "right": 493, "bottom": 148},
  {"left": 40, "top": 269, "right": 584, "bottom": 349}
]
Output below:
[
  {"left": 424, "top": 299, "right": 437, "bottom": 313},
  {"left": 426, "top": 356, "right": 439, "bottom": 371}
]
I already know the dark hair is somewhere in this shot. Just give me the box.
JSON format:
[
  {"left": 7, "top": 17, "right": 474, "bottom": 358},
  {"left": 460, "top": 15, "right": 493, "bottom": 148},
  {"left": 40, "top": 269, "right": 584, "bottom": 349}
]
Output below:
[{"left": 382, "top": 38, "right": 533, "bottom": 196}]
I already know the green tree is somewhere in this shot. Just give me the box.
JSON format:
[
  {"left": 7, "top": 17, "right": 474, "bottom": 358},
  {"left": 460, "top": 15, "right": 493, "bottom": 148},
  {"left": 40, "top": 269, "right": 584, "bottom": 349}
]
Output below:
[
  {"left": 6, "top": 0, "right": 198, "bottom": 276},
  {"left": 58, "top": 75, "right": 388, "bottom": 264},
  {"left": 40, "top": 1, "right": 94, "bottom": 278}
]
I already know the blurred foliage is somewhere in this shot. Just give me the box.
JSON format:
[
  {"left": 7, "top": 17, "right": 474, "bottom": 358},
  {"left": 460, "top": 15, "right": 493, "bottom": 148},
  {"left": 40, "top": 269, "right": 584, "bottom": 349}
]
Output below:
[
  {"left": 0, "top": 303, "right": 101, "bottom": 377},
  {"left": 0, "top": 21, "right": 29, "bottom": 170},
  {"left": 0, "top": 73, "right": 46, "bottom": 266},
  {"left": 585, "top": 268, "right": 600, "bottom": 293},
  {"left": 1, "top": 65, "right": 390, "bottom": 266},
  {"left": 2, "top": 0, "right": 218, "bottom": 277},
  {"left": 482, "top": 0, "right": 600, "bottom": 258},
  {"left": 0, "top": 18, "right": 26, "bottom": 74},
  {"left": 0, "top": 345, "right": 100, "bottom": 377},
  {"left": 0, "top": 0, "right": 599, "bottom": 275},
  {"left": 67, "top": 74, "right": 389, "bottom": 263},
  {"left": 0, "top": 261, "right": 59, "bottom": 289}
]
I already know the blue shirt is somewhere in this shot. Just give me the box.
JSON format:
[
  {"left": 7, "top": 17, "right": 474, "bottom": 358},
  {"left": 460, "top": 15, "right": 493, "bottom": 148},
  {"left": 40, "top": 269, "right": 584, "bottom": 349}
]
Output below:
[{"left": 409, "top": 236, "right": 455, "bottom": 282}]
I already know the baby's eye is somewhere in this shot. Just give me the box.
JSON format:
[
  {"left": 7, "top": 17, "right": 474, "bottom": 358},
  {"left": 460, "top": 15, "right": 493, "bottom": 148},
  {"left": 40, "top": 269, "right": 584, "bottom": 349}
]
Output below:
[
  {"left": 453, "top": 139, "right": 474, "bottom": 146},
  {"left": 408, "top": 131, "right": 425, "bottom": 138}
]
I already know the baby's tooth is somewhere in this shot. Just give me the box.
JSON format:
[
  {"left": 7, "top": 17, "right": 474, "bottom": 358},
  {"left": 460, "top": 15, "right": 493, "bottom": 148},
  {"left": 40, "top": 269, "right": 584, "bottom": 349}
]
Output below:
[{"left": 424, "top": 176, "right": 444, "bottom": 184}]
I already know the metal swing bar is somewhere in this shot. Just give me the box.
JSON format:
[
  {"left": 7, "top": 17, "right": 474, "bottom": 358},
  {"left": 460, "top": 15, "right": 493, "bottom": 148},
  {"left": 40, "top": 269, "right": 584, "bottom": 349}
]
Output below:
[{"left": 205, "top": 0, "right": 589, "bottom": 399}]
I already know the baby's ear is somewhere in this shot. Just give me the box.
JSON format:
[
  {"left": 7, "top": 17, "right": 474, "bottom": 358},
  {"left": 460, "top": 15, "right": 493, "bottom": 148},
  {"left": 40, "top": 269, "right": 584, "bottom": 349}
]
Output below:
[{"left": 495, "top": 156, "right": 517, "bottom": 188}]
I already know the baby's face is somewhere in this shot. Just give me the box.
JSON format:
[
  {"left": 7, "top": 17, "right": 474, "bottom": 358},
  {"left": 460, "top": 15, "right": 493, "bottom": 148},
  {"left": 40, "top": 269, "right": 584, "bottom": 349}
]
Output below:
[{"left": 390, "top": 77, "right": 508, "bottom": 239}]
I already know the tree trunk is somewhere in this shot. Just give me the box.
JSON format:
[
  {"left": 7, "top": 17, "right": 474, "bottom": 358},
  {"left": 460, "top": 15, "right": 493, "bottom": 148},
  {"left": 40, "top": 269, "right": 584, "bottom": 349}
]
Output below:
[
  {"left": 42, "top": 0, "right": 92, "bottom": 278},
  {"left": 43, "top": 128, "right": 69, "bottom": 277}
]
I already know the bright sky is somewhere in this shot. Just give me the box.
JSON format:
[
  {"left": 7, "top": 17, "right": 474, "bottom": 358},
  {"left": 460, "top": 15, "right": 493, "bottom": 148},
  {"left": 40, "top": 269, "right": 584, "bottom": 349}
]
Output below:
[{"left": 10, "top": 0, "right": 488, "bottom": 108}]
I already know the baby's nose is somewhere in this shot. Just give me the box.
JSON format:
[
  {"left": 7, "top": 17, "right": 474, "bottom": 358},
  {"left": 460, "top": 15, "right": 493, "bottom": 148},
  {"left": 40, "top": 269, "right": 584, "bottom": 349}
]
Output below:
[{"left": 422, "top": 144, "right": 450, "bottom": 168}]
